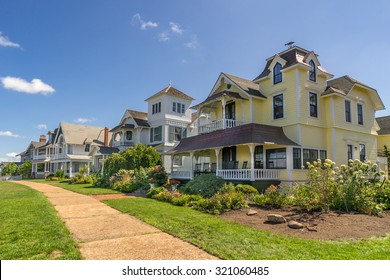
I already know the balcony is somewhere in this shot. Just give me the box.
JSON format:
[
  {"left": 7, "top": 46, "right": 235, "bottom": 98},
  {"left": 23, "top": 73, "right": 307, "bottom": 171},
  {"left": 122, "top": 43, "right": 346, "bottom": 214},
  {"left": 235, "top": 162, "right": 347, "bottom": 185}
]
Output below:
[
  {"left": 198, "top": 119, "right": 243, "bottom": 134},
  {"left": 112, "top": 140, "right": 134, "bottom": 148}
]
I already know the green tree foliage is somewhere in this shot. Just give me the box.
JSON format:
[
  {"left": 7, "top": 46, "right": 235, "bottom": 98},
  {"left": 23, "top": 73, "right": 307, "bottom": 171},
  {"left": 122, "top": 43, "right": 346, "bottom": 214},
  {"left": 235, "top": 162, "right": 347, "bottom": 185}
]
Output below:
[
  {"left": 383, "top": 145, "right": 390, "bottom": 175},
  {"left": 18, "top": 160, "right": 32, "bottom": 179},
  {"left": 1, "top": 162, "right": 19, "bottom": 176}
]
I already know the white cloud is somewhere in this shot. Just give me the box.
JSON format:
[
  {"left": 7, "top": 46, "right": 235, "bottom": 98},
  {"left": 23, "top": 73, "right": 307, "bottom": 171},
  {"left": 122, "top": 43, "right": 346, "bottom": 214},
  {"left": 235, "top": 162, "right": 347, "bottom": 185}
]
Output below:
[
  {"left": 158, "top": 31, "right": 170, "bottom": 42},
  {"left": 1, "top": 76, "right": 55, "bottom": 95},
  {"left": 185, "top": 36, "right": 199, "bottom": 49},
  {"left": 0, "top": 32, "right": 20, "bottom": 48},
  {"left": 169, "top": 22, "right": 183, "bottom": 34},
  {"left": 36, "top": 124, "right": 47, "bottom": 130},
  {"left": 0, "top": 131, "right": 21, "bottom": 138},
  {"left": 1, "top": 152, "right": 20, "bottom": 162},
  {"left": 132, "top": 13, "right": 158, "bottom": 30},
  {"left": 74, "top": 117, "right": 95, "bottom": 124}
]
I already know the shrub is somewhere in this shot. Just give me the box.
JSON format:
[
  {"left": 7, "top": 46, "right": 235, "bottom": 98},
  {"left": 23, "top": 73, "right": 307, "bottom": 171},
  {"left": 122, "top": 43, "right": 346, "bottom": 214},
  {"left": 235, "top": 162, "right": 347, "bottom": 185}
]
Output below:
[
  {"left": 183, "top": 173, "right": 225, "bottom": 198},
  {"left": 18, "top": 160, "right": 32, "bottom": 179},
  {"left": 54, "top": 169, "right": 65, "bottom": 179},
  {"left": 69, "top": 174, "right": 95, "bottom": 184},
  {"left": 147, "top": 165, "right": 168, "bottom": 187},
  {"left": 263, "top": 185, "right": 288, "bottom": 207},
  {"left": 146, "top": 186, "right": 166, "bottom": 198},
  {"left": 1, "top": 162, "right": 19, "bottom": 176},
  {"left": 171, "top": 194, "right": 203, "bottom": 206},
  {"left": 111, "top": 180, "right": 139, "bottom": 193},
  {"left": 234, "top": 184, "right": 259, "bottom": 200},
  {"left": 153, "top": 190, "right": 182, "bottom": 203}
]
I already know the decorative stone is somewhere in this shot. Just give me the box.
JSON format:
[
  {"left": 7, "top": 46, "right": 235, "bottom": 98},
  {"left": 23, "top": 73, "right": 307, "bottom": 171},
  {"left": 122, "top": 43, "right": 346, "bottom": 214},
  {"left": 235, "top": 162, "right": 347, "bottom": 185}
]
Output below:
[
  {"left": 267, "top": 214, "right": 287, "bottom": 224},
  {"left": 288, "top": 221, "right": 304, "bottom": 229},
  {"left": 247, "top": 209, "right": 258, "bottom": 216},
  {"left": 307, "top": 226, "right": 318, "bottom": 232}
]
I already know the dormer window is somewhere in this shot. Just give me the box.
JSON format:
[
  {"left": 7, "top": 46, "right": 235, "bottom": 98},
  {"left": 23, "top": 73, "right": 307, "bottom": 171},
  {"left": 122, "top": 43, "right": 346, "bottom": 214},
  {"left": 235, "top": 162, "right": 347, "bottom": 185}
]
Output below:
[
  {"left": 85, "top": 144, "right": 90, "bottom": 152},
  {"left": 273, "top": 62, "right": 282, "bottom": 84},
  {"left": 125, "top": 131, "right": 132, "bottom": 141},
  {"left": 309, "top": 60, "right": 316, "bottom": 82}
]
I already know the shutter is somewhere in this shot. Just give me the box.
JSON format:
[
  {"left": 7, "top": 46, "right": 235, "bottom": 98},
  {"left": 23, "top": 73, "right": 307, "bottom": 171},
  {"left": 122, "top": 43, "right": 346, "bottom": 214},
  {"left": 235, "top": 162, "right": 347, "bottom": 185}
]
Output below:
[
  {"left": 169, "top": 126, "right": 174, "bottom": 142},
  {"left": 150, "top": 129, "right": 153, "bottom": 142}
]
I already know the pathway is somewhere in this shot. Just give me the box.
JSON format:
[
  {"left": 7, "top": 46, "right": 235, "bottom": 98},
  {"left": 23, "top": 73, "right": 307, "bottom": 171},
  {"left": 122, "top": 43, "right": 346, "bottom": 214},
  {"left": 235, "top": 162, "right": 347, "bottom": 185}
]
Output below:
[{"left": 17, "top": 181, "right": 218, "bottom": 260}]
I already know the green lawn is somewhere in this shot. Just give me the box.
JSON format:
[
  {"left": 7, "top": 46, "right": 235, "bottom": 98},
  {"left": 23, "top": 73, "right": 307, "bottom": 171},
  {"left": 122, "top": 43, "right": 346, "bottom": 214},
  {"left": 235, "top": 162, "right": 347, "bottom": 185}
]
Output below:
[
  {"left": 0, "top": 181, "right": 81, "bottom": 260},
  {"left": 26, "top": 179, "right": 120, "bottom": 195},
  {"left": 105, "top": 197, "right": 390, "bottom": 260}
]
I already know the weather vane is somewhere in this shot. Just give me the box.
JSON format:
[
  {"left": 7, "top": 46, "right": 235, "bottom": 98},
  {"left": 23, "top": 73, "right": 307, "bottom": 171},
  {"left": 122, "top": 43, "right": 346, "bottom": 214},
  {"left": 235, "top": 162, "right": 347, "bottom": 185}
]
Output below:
[{"left": 285, "top": 41, "right": 295, "bottom": 48}]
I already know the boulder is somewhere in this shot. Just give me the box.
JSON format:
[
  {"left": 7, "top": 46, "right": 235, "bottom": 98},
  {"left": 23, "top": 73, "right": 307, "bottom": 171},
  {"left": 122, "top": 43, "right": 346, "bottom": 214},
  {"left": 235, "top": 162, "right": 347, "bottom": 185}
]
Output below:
[
  {"left": 288, "top": 221, "right": 304, "bottom": 229},
  {"left": 247, "top": 209, "right": 258, "bottom": 216},
  {"left": 267, "top": 214, "right": 287, "bottom": 224}
]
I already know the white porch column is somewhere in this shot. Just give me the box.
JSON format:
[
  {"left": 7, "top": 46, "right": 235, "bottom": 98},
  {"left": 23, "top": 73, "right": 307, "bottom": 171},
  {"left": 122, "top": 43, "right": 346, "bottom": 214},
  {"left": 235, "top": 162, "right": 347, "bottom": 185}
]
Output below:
[
  {"left": 240, "top": 99, "right": 244, "bottom": 123},
  {"left": 69, "top": 161, "right": 73, "bottom": 177},
  {"left": 214, "top": 148, "right": 221, "bottom": 175},
  {"left": 170, "top": 155, "right": 174, "bottom": 176},
  {"left": 190, "top": 152, "right": 194, "bottom": 179},
  {"left": 248, "top": 144, "right": 255, "bottom": 181},
  {"left": 249, "top": 97, "right": 253, "bottom": 123},
  {"left": 101, "top": 158, "right": 105, "bottom": 176},
  {"left": 87, "top": 162, "right": 90, "bottom": 175},
  {"left": 221, "top": 97, "right": 226, "bottom": 129}
]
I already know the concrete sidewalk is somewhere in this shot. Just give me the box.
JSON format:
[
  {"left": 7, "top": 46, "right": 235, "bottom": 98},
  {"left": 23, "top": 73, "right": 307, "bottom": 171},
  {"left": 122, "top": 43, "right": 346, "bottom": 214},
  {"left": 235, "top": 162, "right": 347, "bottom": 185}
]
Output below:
[{"left": 17, "top": 181, "right": 218, "bottom": 260}]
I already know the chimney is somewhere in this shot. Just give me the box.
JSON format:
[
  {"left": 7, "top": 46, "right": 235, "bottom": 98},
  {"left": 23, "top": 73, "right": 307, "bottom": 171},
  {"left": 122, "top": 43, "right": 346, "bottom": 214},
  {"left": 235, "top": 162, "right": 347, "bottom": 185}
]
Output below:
[
  {"left": 104, "top": 127, "right": 109, "bottom": 147},
  {"left": 39, "top": 135, "right": 46, "bottom": 143}
]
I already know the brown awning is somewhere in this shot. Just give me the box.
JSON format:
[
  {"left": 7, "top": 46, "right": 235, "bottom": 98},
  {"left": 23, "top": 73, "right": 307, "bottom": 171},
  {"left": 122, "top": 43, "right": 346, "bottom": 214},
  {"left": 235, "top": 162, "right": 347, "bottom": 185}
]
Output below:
[{"left": 166, "top": 123, "right": 298, "bottom": 154}]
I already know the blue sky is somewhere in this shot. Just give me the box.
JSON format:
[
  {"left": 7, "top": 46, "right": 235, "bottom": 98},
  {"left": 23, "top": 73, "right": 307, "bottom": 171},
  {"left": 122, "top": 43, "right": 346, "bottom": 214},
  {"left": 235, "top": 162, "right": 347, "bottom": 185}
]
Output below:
[{"left": 1, "top": 0, "right": 390, "bottom": 162}]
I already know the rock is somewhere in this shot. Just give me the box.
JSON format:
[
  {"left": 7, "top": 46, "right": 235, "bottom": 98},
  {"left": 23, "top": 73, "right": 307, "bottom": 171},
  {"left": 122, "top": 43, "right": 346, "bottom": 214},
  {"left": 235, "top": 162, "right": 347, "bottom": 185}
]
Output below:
[
  {"left": 267, "top": 214, "right": 287, "bottom": 224},
  {"left": 247, "top": 209, "right": 258, "bottom": 216},
  {"left": 307, "top": 226, "right": 318, "bottom": 232},
  {"left": 288, "top": 221, "right": 304, "bottom": 229}
]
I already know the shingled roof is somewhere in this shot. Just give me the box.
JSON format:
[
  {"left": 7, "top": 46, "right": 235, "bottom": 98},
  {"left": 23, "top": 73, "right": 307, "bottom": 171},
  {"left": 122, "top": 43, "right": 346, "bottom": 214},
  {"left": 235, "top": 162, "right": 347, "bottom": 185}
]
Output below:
[
  {"left": 253, "top": 46, "right": 331, "bottom": 81},
  {"left": 376, "top": 115, "right": 390, "bottom": 135},
  {"left": 167, "top": 123, "right": 298, "bottom": 154},
  {"left": 145, "top": 85, "right": 194, "bottom": 101},
  {"left": 58, "top": 123, "right": 106, "bottom": 145},
  {"left": 127, "top": 110, "right": 150, "bottom": 127},
  {"left": 223, "top": 73, "right": 266, "bottom": 98}
]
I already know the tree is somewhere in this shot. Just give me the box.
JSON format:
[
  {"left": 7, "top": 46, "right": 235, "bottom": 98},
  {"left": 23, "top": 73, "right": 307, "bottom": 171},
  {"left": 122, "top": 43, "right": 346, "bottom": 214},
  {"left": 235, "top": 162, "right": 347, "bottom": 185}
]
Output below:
[
  {"left": 18, "top": 160, "right": 32, "bottom": 179},
  {"left": 1, "top": 162, "right": 19, "bottom": 176},
  {"left": 104, "top": 144, "right": 162, "bottom": 177},
  {"left": 383, "top": 145, "right": 390, "bottom": 175}
]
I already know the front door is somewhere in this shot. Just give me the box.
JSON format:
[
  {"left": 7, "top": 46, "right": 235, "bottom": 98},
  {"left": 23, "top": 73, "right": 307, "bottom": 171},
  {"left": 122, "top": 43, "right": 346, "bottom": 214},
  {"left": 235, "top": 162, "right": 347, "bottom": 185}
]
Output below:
[{"left": 222, "top": 146, "right": 236, "bottom": 169}]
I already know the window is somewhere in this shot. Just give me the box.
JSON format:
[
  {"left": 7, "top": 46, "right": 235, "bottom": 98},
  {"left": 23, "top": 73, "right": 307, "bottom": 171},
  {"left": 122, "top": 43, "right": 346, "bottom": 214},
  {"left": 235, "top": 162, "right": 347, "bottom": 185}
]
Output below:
[
  {"left": 173, "top": 102, "right": 186, "bottom": 114},
  {"left": 309, "top": 92, "right": 318, "bottom": 117},
  {"left": 169, "top": 126, "right": 187, "bottom": 142},
  {"left": 173, "top": 156, "right": 182, "bottom": 166},
  {"left": 347, "top": 144, "right": 353, "bottom": 163},
  {"left": 125, "top": 131, "right": 132, "bottom": 141},
  {"left": 266, "top": 148, "right": 286, "bottom": 169},
  {"left": 345, "top": 100, "right": 351, "bottom": 122},
  {"left": 114, "top": 132, "right": 121, "bottom": 142},
  {"left": 225, "top": 102, "right": 236, "bottom": 120},
  {"left": 273, "top": 94, "right": 284, "bottom": 119},
  {"left": 85, "top": 144, "right": 90, "bottom": 152},
  {"left": 303, "top": 149, "right": 318, "bottom": 167},
  {"left": 359, "top": 144, "right": 366, "bottom": 162},
  {"left": 68, "top": 145, "right": 73, "bottom": 154},
  {"left": 320, "top": 150, "right": 327, "bottom": 161},
  {"left": 152, "top": 102, "right": 161, "bottom": 114},
  {"left": 150, "top": 126, "right": 162, "bottom": 142},
  {"left": 254, "top": 145, "right": 264, "bottom": 169},
  {"left": 293, "top": 148, "right": 302, "bottom": 169},
  {"left": 309, "top": 59, "right": 316, "bottom": 82},
  {"left": 357, "top": 103, "right": 364, "bottom": 125},
  {"left": 273, "top": 62, "right": 282, "bottom": 84}
]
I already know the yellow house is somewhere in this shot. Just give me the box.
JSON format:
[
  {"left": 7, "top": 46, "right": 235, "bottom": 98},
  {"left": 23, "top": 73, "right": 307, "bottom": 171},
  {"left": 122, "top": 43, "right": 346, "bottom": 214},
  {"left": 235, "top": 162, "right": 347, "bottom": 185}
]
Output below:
[{"left": 168, "top": 45, "right": 386, "bottom": 186}]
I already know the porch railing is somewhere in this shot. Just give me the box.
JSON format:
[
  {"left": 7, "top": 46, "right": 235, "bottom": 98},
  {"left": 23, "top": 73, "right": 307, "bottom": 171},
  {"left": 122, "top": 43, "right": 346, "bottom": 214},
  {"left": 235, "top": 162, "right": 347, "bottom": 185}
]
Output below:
[
  {"left": 198, "top": 119, "right": 242, "bottom": 134},
  {"left": 171, "top": 169, "right": 280, "bottom": 180}
]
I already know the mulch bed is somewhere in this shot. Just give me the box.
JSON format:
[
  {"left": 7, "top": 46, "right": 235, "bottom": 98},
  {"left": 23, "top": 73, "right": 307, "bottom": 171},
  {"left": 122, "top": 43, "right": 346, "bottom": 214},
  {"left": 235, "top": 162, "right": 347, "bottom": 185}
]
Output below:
[
  {"left": 221, "top": 205, "right": 390, "bottom": 240},
  {"left": 91, "top": 193, "right": 145, "bottom": 201}
]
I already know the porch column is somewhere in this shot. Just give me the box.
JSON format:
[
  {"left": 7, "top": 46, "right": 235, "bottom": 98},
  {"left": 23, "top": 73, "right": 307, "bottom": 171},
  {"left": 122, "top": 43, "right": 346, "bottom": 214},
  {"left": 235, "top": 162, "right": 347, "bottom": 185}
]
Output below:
[
  {"left": 170, "top": 155, "right": 174, "bottom": 176},
  {"left": 197, "top": 110, "right": 201, "bottom": 134},
  {"left": 69, "top": 161, "right": 73, "bottom": 177},
  {"left": 240, "top": 99, "right": 245, "bottom": 124},
  {"left": 221, "top": 97, "right": 226, "bottom": 129},
  {"left": 189, "top": 152, "right": 195, "bottom": 179},
  {"left": 249, "top": 97, "right": 253, "bottom": 123},
  {"left": 101, "top": 158, "right": 105, "bottom": 176},
  {"left": 248, "top": 144, "right": 255, "bottom": 181},
  {"left": 87, "top": 162, "right": 90, "bottom": 175},
  {"left": 214, "top": 148, "right": 221, "bottom": 176}
]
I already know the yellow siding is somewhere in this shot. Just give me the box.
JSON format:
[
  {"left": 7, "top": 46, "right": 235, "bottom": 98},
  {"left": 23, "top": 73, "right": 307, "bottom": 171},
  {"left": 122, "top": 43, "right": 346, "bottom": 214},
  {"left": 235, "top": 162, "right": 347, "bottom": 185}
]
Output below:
[
  {"left": 300, "top": 125, "right": 327, "bottom": 148},
  {"left": 378, "top": 135, "right": 390, "bottom": 151}
]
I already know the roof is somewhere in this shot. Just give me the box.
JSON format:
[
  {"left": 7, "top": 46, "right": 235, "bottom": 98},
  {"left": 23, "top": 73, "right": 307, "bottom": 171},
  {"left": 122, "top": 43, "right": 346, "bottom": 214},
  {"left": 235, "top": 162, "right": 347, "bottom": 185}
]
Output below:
[
  {"left": 192, "top": 91, "right": 247, "bottom": 108},
  {"left": 223, "top": 73, "right": 266, "bottom": 98},
  {"left": 167, "top": 123, "right": 298, "bottom": 154},
  {"left": 253, "top": 46, "right": 331, "bottom": 81},
  {"left": 376, "top": 115, "right": 390, "bottom": 135},
  {"left": 127, "top": 110, "right": 150, "bottom": 127},
  {"left": 322, "top": 75, "right": 385, "bottom": 110},
  {"left": 145, "top": 85, "right": 194, "bottom": 101},
  {"left": 17, "top": 141, "right": 46, "bottom": 156},
  {"left": 110, "top": 123, "right": 135, "bottom": 132},
  {"left": 58, "top": 123, "right": 106, "bottom": 145},
  {"left": 96, "top": 146, "right": 120, "bottom": 155}
]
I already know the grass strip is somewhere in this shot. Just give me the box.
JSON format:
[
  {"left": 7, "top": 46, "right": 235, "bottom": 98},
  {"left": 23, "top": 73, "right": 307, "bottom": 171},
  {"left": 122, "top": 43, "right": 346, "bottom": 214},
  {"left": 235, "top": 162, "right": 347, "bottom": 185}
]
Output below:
[
  {"left": 105, "top": 197, "right": 390, "bottom": 260},
  {"left": 0, "top": 181, "right": 81, "bottom": 259}
]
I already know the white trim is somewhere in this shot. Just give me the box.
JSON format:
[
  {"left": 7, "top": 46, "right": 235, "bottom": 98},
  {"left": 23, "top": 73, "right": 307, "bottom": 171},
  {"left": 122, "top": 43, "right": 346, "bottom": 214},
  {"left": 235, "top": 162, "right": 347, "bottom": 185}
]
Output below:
[
  {"left": 295, "top": 69, "right": 300, "bottom": 119},
  {"left": 331, "top": 128, "right": 336, "bottom": 161}
]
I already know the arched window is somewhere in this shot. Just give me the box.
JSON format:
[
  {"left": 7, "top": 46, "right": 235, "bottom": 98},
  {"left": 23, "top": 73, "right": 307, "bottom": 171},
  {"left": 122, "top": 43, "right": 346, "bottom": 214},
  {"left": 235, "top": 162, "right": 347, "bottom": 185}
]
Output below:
[
  {"left": 309, "top": 60, "right": 316, "bottom": 82},
  {"left": 273, "top": 62, "right": 282, "bottom": 84},
  {"left": 125, "top": 131, "right": 132, "bottom": 141}
]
